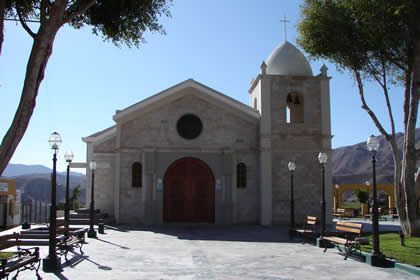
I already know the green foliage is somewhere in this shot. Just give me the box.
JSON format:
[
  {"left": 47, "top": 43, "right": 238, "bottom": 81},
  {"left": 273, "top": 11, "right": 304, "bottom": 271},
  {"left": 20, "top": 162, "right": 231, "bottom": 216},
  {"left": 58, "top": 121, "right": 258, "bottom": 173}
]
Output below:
[
  {"left": 56, "top": 201, "right": 66, "bottom": 210},
  {"left": 70, "top": 0, "right": 172, "bottom": 47},
  {"left": 70, "top": 185, "right": 81, "bottom": 210},
  {"left": 361, "top": 233, "right": 420, "bottom": 266},
  {"left": 341, "top": 202, "right": 360, "bottom": 209},
  {"left": 0, "top": 252, "right": 16, "bottom": 259},
  {"left": 354, "top": 189, "right": 369, "bottom": 204},
  {"left": 297, "top": 0, "right": 419, "bottom": 82},
  {"left": 5, "top": 0, "right": 172, "bottom": 48}
]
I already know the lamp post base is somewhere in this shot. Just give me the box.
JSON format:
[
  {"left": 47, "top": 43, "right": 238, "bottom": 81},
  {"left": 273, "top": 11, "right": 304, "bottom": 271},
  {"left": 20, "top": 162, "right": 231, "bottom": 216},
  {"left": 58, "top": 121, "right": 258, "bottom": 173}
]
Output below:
[
  {"left": 365, "top": 252, "right": 392, "bottom": 267},
  {"left": 288, "top": 228, "right": 295, "bottom": 240},
  {"left": 88, "top": 229, "right": 97, "bottom": 238},
  {"left": 316, "top": 237, "right": 334, "bottom": 248},
  {"left": 42, "top": 256, "right": 61, "bottom": 272}
]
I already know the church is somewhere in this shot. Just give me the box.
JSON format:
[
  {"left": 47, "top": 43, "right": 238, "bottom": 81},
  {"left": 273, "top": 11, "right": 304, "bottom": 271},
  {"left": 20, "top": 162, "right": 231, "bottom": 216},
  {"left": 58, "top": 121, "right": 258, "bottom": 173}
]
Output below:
[{"left": 82, "top": 41, "right": 333, "bottom": 225}]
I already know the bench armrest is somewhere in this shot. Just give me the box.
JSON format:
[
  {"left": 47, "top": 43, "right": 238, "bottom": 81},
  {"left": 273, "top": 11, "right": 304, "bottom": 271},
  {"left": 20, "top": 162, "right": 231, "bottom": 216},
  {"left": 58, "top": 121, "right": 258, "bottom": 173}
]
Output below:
[{"left": 18, "top": 246, "right": 40, "bottom": 257}]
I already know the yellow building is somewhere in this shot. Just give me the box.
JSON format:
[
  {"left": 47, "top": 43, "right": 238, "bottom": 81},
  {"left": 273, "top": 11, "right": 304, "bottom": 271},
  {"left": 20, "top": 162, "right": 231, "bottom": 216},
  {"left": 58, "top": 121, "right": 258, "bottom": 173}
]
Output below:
[
  {"left": 332, "top": 184, "right": 395, "bottom": 215},
  {"left": 0, "top": 179, "right": 20, "bottom": 228}
]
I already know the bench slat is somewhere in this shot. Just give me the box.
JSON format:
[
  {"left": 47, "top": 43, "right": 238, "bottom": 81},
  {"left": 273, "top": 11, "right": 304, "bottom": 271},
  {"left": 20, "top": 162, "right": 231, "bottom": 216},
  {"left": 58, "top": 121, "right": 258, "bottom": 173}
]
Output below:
[
  {"left": 4, "top": 255, "right": 38, "bottom": 273},
  {"left": 0, "top": 233, "right": 19, "bottom": 243},
  {"left": 337, "top": 221, "right": 363, "bottom": 228},
  {"left": 336, "top": 226, "right": 362, "bottom": 234},
  {"left": 0, "top": 241, "right": 19, "bottom": 251},
  {"left": 323, "top": 236, "right": 347, "bottom": 244}
]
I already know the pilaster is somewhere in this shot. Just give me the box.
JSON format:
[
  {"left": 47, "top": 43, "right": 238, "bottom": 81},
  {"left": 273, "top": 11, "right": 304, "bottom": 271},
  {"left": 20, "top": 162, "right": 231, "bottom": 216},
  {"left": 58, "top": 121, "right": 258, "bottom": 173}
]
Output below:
[
  {"left": 222, "top": 150, "right": 233, "bottom": 224},
  {"left": 259, "top": 75, "right": 273, "bottom": 225},
  {"left": 142, "top": 149, "right": 156, "bottom": 225}
]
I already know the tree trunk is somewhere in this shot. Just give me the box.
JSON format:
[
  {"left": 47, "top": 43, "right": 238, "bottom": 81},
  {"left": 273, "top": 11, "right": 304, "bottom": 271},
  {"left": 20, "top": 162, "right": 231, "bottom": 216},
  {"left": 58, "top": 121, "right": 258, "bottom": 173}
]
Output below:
[
  {"left": 403, "top": 31, "right": 420, "bottom": 237},
  {"left": 0, "top": 0, "right": 5, "bottom": 55},
  {"left": 0, "top": 2, "right": 66, "bottom": 176}
]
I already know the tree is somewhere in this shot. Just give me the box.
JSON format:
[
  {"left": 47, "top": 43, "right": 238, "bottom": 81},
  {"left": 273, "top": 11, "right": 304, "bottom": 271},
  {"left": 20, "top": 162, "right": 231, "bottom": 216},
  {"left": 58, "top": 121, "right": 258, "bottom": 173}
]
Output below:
[
  {"left": 0, "top": 0, "right": 171, "bottom": 175},
  {"left": 354, "top": 189, "right": 369, "bottom": 204},
  {"left": 298, "top": 0, "right": 420, "bottom": 236},
  {"left": 70, "top": 184, "right": 81, "bottom": 210}
]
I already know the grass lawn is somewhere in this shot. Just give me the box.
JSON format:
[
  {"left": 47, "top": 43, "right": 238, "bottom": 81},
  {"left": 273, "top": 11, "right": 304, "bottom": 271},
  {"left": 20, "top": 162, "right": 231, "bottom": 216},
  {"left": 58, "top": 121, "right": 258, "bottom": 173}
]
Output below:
[
  {"left": 361, "top": 233, "right": 420, "bottom": 267},
  {"left": 0, "top": 252, "right": 16, "bottom": 259},
  {"left": 341, "top": 202, "right": 361, "bottom": 209}
]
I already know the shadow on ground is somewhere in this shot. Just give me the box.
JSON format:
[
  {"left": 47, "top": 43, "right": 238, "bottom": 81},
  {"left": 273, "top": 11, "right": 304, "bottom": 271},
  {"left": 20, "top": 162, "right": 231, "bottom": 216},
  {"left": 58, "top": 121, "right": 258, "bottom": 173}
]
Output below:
[
  {"left": 103, "top": 224, "right": 305, "bottom": 243},
  {"left": 102, "top": 220, "right": 402, "bottom": 243}
]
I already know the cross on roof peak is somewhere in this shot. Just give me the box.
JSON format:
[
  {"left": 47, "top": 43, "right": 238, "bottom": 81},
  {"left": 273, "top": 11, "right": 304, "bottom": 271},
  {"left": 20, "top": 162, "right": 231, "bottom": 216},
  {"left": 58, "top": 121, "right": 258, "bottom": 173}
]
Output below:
[{"left": 280, "top": 16, "right": 290, "bottom": 41}]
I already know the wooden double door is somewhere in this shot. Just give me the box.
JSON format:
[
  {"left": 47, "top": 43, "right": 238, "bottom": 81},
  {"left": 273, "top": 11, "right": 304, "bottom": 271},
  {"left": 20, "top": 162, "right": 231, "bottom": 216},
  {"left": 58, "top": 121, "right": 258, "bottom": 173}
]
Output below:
[{"left": 163, "top": 157, "right": 215, "bottom": 223}]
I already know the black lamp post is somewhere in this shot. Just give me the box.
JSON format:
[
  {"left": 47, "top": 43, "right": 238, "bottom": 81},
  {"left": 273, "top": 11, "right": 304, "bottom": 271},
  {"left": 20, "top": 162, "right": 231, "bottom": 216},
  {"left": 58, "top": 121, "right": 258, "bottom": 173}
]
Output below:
[
  {"left": 335, "top": 184, "right": 339, "bottom": 213},
  {"left": 64, "top": 150, "right": 74, "bottom": 237},
  {"left": 88, "top": 160, "right": 97, "bottom": 238},
  {"left": 365, "top": 181, "right": 371, "bottom": 215},
  {"left": 288, "top": 161, "right": 296, "bottom": 238},
  {"left": 367, "top": 135, "right": 382, "bottom": 258},
  {"left": 318, "top": 152, "right": 327, "bottom": 239},
  {"left": 43, "top": 132, "right": 62, "bottom": 271}
]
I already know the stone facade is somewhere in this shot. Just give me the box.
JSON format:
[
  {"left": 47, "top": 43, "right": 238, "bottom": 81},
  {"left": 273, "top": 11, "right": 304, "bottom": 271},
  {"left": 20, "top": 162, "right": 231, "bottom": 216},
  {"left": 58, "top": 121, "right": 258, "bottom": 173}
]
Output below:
[{"left": 82, "top": 41, "right": 333, "bottom": 226}]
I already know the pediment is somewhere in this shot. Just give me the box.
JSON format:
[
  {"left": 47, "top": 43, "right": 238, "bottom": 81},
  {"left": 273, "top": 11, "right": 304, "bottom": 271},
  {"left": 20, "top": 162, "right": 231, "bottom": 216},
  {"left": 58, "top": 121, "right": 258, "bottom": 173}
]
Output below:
[{"left": 113, "top": 79, "right": 259, "bottom": 124}]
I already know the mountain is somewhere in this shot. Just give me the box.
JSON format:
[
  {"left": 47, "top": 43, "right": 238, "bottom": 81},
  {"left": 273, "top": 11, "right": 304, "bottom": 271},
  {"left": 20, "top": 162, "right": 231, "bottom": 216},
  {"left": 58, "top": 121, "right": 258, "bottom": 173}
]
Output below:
[
  {"left": 1, "top": 163, "right": 85, "bottom": 177},
  {"left": 1, "top": 164, "right": 87, "bottom": 205},
  {"left": 2, "top": 164, "right": 52, "bottom": 177},
  {"left": 12, "top": 173, "right": 86, "bottom": 205},
  {"left": 332, "top": 128, "right": 420, "bottom": 184}
]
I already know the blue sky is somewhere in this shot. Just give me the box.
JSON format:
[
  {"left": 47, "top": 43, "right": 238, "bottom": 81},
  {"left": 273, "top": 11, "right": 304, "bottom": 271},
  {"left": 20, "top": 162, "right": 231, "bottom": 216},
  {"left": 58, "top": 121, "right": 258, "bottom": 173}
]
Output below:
[{"left": 0, "top": 0, "right": 407, "bottom": 173}]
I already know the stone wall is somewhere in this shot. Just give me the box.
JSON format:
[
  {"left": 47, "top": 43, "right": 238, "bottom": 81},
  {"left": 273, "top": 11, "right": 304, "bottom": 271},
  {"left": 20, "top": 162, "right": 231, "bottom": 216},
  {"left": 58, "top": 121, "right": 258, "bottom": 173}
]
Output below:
[{"left": 115, "top": 89, "right": 259, "bottom": 224}]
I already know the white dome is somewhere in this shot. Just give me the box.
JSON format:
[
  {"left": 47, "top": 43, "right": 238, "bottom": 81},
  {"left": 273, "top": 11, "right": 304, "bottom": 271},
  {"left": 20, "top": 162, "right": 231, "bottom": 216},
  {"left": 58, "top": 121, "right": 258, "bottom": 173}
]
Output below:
[{"left": 265, "top": 41, "right": 313, "bottom": 76}]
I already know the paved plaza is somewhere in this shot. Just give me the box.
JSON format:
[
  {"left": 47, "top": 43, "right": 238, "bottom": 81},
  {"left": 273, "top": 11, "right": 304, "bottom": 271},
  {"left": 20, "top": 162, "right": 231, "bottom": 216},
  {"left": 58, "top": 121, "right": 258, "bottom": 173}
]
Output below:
[{"left": 7, "top": 222, "right": 417, "bottom": 280}]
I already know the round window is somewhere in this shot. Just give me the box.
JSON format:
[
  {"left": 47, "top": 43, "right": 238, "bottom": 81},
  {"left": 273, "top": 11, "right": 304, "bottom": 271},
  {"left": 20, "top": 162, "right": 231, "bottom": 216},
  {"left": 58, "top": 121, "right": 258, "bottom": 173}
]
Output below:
[{"left": 176, "top": 114, "right": 203, "bottom": 140}]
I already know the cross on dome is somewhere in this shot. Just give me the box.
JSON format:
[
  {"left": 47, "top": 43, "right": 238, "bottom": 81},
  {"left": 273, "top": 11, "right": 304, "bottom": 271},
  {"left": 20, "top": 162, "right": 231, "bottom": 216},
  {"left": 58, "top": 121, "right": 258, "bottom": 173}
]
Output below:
[{"left": 279, "top": 16, "right": 290, "bottom": 41}]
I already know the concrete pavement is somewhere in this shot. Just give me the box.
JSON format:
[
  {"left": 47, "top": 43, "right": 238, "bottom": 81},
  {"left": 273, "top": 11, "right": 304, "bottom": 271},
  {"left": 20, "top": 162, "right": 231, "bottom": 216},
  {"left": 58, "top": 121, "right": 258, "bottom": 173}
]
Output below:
[{"left": 6, "top": 222, "right": 418, "bottom": 280}]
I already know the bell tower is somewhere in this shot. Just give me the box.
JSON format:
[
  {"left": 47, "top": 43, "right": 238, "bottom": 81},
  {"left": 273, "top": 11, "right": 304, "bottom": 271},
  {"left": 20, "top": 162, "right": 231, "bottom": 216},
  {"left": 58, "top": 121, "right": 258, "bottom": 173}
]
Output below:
[{"left": 249, "top": 41, "right": 332, "bottom": 225}]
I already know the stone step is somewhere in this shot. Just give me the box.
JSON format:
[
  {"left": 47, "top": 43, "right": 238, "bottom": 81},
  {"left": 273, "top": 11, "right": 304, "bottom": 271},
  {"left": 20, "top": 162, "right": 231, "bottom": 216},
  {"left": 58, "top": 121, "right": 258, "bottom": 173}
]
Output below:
[
  {"left": 70, "top": 213, "right": 90, "bottom": 219},
  {"left": 19, "top": 235, "right": 66, "bottom": 246},
  {"left": 20, "top": 227, "right": 86, "bottom": 235},
  {"left": 76, "top": 208, "right": 101, "bottom": 214},
  {"left": 57, "top": 217, "right": 93, "bottom": 225}
]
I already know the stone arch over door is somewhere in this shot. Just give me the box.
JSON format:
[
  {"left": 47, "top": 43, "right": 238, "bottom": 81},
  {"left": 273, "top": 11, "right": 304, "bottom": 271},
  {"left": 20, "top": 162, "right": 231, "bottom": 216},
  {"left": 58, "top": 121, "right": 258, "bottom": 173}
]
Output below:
[{"left": 163, "top": 157, "right": 215, "bottom": 223}]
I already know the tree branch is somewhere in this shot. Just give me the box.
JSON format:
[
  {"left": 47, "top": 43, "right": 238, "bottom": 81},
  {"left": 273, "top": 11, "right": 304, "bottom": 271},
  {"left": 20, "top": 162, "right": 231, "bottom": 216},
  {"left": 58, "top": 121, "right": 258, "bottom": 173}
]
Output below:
[
  {"left": 354, "top": 69, "right": 391, "bottom": 140},
  {"left": 40, "top": 0, "right": 49, "bottom": 24},
  {"left": 383, "top": 52, "right": 408, "bottom": 73},
  {"left": 380, "top": 57, "right": 396, "bottom": 137},
  {"left": 16, "top": 4, "right": 36, "bottom": 38},
  {"left": 64, "top": 0, "right": 97, "bottom": 23},
  {"left": 403, "top": 70, "right": 412, "bottom": 128}
]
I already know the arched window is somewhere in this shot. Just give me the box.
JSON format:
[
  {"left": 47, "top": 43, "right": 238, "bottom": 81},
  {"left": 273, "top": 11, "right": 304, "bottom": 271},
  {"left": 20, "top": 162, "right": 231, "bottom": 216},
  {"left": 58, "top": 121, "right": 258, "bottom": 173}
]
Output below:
[
  {"left": 286, "top": 93, "right": 304, "bottom": 123},
  {"left": 132, "top": 162, "right": 142, "bottom": 187},
  {"left": 237, "top": 162, "right": 247, "bottom": 188}
]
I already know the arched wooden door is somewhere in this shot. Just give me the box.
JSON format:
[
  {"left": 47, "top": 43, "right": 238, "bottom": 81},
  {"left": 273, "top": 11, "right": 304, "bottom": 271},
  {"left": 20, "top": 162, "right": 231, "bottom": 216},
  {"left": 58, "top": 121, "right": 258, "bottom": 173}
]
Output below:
[{"left": 164, "top": 157, "right": 215, "bottom": 223}]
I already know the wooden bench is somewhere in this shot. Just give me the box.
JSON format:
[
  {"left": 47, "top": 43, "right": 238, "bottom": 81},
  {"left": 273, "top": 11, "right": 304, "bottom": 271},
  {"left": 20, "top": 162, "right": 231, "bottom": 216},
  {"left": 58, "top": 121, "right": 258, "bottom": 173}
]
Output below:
[
  {"left": 0, "top": 232, "right": 41, "bottom": 280},
  {"left": 55, "top": 223, "right": 86, "bottom": 262},
  {"left": 334, "top": 208, "right": 353, "bottom": 220},
  {"left": 322, "top": 221, "right": 368, "bottom": 260},
  {"left": 390, "top": 208, "right": 399, "bottom": 221},
  {"left": 295, "top": 216, "right": 318, "bottom": 243},
  {"left": 364, "top": 207, "right": 384, "bottom": 220}
]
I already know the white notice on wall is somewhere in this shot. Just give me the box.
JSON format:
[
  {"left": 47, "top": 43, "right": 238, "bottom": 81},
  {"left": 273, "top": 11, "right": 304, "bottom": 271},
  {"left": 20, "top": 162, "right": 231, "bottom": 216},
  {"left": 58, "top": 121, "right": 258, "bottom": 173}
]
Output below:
[{"left": 0, "top": 182, "right": 8, "bottom": 192}]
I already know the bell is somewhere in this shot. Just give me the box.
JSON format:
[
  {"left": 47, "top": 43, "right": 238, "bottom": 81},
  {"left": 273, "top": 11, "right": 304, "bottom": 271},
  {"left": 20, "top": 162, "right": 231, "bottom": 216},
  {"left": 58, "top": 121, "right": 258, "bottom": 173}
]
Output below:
[{"left": 286, "top": 94, "right": 293, "bottom": 104}]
